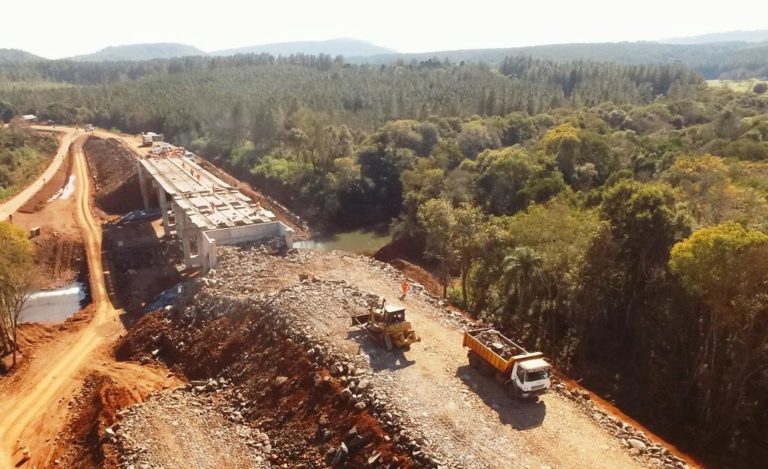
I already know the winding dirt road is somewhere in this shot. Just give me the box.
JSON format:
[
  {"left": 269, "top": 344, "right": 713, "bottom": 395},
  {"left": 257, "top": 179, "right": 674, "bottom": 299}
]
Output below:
[
  {"left": 0, "top": 135, "right": 117, "bottom": 467},
  {"left": 0, "top": 127, "right": 77, "bottom": 221},
  {"left": 0, "top": 134, "right": 171, "bottom": 468}
]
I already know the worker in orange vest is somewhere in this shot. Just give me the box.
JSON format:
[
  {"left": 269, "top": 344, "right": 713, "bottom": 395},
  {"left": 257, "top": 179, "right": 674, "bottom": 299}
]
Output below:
[{"left": 400, "top": 280, "right": 410, "bottom": 300}]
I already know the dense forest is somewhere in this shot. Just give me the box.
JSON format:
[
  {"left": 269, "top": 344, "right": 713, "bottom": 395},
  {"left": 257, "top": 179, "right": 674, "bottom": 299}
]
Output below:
[
  {"left": 2, "top": 53, "right": 768, "bottom": 465},
  {"left": 0, "top": 126, "right": 57, "bottom": 201}
]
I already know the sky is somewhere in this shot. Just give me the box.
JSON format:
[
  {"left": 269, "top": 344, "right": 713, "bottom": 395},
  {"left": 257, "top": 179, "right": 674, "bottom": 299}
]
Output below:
[{"left": 1, "top": 0, "right": 765, "bottom": 59}]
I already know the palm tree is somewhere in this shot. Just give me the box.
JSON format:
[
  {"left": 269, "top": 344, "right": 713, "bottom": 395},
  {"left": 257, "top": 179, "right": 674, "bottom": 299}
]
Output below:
[{"left": 502, "top": 247, "right": 543, "bottom": 317}]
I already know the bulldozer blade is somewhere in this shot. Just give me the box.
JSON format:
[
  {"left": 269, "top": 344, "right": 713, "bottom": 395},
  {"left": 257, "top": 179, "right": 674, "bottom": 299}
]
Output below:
[{"left": 351, "top": 313, "right": 370, "bottom": 327}]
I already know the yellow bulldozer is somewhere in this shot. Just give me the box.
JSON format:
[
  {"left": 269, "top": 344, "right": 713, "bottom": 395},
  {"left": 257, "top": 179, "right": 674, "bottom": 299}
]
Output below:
[{"left": 351, "top": 300, "right": 421, "bottom": 351}]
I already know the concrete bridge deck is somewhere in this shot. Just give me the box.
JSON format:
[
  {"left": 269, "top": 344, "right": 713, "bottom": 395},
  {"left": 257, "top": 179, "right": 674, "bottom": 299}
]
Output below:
[{"left": 137, "top": 155, "right": 293, "bottom": 270}]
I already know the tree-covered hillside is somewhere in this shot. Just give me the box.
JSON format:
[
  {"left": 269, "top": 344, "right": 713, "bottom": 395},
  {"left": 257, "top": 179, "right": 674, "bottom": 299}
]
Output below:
[
  {"left": 69, "top": 43, "right": 206, "bottom": 62},
  {"left": 0, "top": 126, "right": 57, "bottom": 201},
  {"left": 0, "top": 54, "right": 702, "bottom": 140},
  {"left": 0, "top": 49, "right": 46, "bottom": 65},
  {"left": 211, "top": 38, "right": 396, "bottom": 58}
]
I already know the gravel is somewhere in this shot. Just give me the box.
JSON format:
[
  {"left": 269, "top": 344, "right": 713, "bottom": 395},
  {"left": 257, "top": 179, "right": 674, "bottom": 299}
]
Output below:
[{"left": 115, "top": 388, "right": 271, "bottom": 469}]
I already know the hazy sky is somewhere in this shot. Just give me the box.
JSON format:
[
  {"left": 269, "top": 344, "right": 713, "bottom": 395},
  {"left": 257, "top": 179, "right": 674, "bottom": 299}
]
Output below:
[{"left": 2, "top": 0, "right": 765, "bottom": 58}]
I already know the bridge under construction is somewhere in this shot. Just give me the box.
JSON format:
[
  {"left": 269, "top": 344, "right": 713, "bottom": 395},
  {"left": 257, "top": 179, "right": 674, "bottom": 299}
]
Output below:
[{"left": 137, "top": 155, "right": 294, "bottom": 270}]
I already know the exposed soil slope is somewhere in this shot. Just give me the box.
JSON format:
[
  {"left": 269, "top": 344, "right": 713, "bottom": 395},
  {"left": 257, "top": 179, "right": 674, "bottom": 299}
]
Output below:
[{"left": 83, "top": 137, "right": 143, "bottom": 214}]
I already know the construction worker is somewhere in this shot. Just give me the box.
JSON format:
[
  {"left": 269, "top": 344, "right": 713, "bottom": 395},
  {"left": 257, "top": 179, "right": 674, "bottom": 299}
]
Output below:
[{"left": 400, "top": 280, "right": 410, "bottom": 300}]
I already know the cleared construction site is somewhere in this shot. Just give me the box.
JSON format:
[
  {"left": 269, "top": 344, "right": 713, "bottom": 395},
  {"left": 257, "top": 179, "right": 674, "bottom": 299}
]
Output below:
[{"left": 137, "top": 151, "right": 294, "bottom": 270}]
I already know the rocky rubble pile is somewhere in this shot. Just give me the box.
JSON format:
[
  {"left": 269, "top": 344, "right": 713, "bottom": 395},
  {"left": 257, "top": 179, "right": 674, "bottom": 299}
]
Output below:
[
  {"left": 114, "top": 387, "right": 270, "bottom": 469},
  {"left": 212, "top": 243, "right": 477, "bottom": 330},
  {"left": 555, "top": 384, "right": 690, "bottom": 469},
  {"left": 121, "top": 281, "right": 423, "bottom": 464},
  {"left": 472, "top": 329, "right": 519, "bottom": 359},
  {"left": 208, "top": 251, "right": 469, "bottom": 466}
]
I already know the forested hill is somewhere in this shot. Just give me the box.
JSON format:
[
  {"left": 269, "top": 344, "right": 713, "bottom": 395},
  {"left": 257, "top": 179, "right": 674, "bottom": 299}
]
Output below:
[
  {"left": 68, "top": 43, "right": 205, "bottom": 62},
  {"left": 662, "top": 29, "right": 768, "bottom": 44},
  {"left": 0, "top": 49, "right": 46, "bottom": 64},
  {"left": 4, "top": 38, "right": 768, "bottom": 78},
  {"left": 360, "top": 41, "right": 768, "bottom": 79},
  {"left": 212, "top": 38, "right": 395, "bottom": 58}
]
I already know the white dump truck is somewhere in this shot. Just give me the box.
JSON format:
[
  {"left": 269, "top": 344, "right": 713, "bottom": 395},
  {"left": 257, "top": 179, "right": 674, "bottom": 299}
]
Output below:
[{"left": 463, "top": 328, "right": 551, "bottom": 398}]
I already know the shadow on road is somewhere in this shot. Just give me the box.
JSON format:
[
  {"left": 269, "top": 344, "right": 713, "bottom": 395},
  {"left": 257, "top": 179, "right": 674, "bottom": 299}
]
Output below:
[
  {"left": 346, "top": 328, "right": 416, "bottom": 372},
  {"left": 455, "top": 364, "right": 547, "bottom": 430}
]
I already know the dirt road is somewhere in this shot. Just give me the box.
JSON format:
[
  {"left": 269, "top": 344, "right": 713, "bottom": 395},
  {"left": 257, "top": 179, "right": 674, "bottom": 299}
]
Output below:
[
  {"left": 0, "top": 127, "right": 78, "bottom": 221},
  {"left": 321, "top": 255, "right": 648, "bottom": 468},
  {"left": 0, "top": 135, "right": 170, "bottom": 468}
]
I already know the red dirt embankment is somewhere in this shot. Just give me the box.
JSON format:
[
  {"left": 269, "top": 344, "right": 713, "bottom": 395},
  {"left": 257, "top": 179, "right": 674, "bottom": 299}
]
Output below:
[
  {"left": 48, "top": 373, "right": 132, "bottom": 468},
  {"left": 83, "top": 138, "right": 143, "bottom": 215},
  {"left": 117, "top": 289, "right": 415, "bottom": 468}
]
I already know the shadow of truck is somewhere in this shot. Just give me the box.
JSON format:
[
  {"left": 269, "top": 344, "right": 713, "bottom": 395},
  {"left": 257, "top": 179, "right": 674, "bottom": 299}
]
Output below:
[{"left": 456, "top": 364, "right": 547, "bottom": 430}]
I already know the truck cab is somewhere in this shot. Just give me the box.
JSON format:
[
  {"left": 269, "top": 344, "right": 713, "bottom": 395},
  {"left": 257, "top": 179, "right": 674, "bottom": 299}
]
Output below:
[{"left": 510, "top": 357, "right": 551, "bottom": 398}]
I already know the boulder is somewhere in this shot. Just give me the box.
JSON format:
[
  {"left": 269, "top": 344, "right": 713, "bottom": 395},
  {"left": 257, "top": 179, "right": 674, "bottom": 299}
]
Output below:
[{"left": 628, "top": 438, "right": 647, "bottom": 452}]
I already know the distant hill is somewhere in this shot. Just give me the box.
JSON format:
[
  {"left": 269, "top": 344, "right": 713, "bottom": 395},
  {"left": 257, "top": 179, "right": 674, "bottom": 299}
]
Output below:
[
  {"left": 357, "top": 41, "right": 768, "bottom": 79},
  {"left": 0, "top": 49, "right": 46, "bottom": 64},
  {"left": 662, "top": 30, "right": 768, "bottom": 45},
  {"left": 212, "top": 38, "right": 396, "bottom": 58},
  {"left": 69, "top": 43, "right": 205, "bottom": 62}
]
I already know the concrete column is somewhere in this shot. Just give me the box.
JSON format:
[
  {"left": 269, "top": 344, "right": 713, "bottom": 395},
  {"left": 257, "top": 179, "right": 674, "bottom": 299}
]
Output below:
[
  {"left": 173, "top": 202, "right": 185, "bottom": 232},
  {"left": 200, "top": 233, "right": 216, "bottom": 271},
  {"left": 138, "top": 164, "right": 150, "bottom": 209},
  {"left": 181, "top": 231, "right": 192, "bottom": 264},
  {"left": 157, "top": 186, "right": 170, "bottom": 237},
  {"left": 181, "top": 228, "right": 202, "bottom": 268},
  {"left": 283, "top": 227, "right": 295, "bottom": 248}
]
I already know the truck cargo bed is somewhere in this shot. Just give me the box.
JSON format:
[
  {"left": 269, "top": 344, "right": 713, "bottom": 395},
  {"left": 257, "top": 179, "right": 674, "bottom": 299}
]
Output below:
[{"left": 463, "top": 328, "right": 528, "bottom": 374}]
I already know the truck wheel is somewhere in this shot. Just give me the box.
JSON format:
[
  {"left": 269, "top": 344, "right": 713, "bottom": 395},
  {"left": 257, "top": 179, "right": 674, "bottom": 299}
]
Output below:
[{"left": 506, "top": 381, "right": 520, "bottom": 398}]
